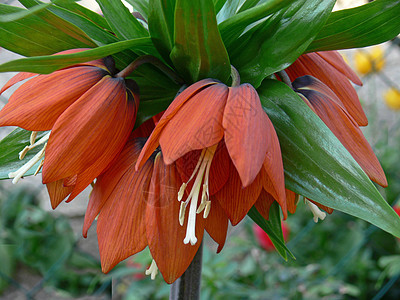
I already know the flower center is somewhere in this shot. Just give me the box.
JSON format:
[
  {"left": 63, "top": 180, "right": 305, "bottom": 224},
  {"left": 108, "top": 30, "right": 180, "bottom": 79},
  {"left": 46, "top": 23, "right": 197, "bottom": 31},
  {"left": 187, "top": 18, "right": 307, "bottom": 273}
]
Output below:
[{"left": 178, "top": 144, "right": 218, "bottom": 245}]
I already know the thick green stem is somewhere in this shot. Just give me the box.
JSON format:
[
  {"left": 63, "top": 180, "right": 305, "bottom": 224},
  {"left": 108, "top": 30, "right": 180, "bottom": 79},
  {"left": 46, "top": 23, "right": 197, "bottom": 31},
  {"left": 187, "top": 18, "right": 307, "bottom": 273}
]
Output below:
[
  {"left": 231, "top": 65, "right": 241, "bottom": 87},
  {"left": 169, "top": 242, "right": 203, "bottom": 300},
  {"left": 116, "top": 55, "right": 184, "bottom": 84},
  {"left": 278, "top": 70, "right": 293, "bottom": 89}
]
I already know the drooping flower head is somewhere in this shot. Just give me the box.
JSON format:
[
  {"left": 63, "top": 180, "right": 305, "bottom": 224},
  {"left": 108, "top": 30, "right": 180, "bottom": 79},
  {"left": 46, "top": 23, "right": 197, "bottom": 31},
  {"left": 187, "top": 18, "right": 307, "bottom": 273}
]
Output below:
[
  {"left": 0, "top": 49, "right": 139, "bottom": 206},
  {"left": 285, "top": 51, "right": 387, "bottom": 187},
  {"left": 135, "top": 78, "right": 288, "bottom": 252}
]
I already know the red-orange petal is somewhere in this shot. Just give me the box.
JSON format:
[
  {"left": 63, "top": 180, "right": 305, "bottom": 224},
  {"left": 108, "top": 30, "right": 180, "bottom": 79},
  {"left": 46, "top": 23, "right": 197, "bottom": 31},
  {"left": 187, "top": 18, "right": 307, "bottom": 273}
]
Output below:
[
  {"left": 46, "top": 179, "right": 74, "bottom": 209},
  {"left": 0, "top": 66, "right": 106, "bottom": 131},
  {"left": 0, "top": 72, "right": 37, "bottom": 95},
  {"left": 214, "top": 160, "right": 262, "bottom": 225},
  {"left": 205, "top": 197, "right": 229, "bottom": 253},
  {"left": 159, "top": 84, "right": 228, "bottom": 164},
  {"left": 42, "top": 76, "right": 136, "bottom": 183},
  {"left": 316, "top": 51, "right": 362, "bottom": 86},
  {"left": 146, "top": 154, "right": 205, "bottom": 284},
  {"left": 287, "top": 53, "right": 368, "bottom": 126},
  {"left": 297, "top": 84, "right": 387, "bottom": 187},
  {"left": 286, "top": 189, "right": 298, "bottom": 214},
  {"left": 223, "top": 84, "right": 268, "bottom": 187},
  {"left": 82, "top": 139, "right": 145, "bottom": 237},
  {"left": 260, "top": 125, "right": 287, "bottom": 219},
  {"left": 97, "top": 159, "right": 153, "bottom": 273},
  {"left": 254, "top": 190, "right": 275, "bottom": 220},
  {"left": 136, "top": 79, "right": 219, "bottom": 170}
]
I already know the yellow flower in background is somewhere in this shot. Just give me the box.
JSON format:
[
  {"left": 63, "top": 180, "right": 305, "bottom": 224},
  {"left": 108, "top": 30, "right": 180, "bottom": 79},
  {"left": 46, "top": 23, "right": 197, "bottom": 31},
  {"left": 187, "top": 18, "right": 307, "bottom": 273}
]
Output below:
[
  {"left": 384, "top": 88, "right": 400, "bottom": 110},
  {"left": 354, "top": 46, "right": 385, "bottom": 75}
]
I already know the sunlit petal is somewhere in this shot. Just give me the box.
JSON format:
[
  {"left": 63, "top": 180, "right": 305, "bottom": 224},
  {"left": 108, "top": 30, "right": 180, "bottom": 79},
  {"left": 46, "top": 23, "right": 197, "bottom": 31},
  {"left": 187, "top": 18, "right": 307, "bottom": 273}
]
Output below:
[
  {"left": 160, "top": 84, "right": 228, "bottom": 164},
  {"left": 42, "top": 76, "right": 136, "bottom": 183},
  {"left": 223, "top": 84, "right": 268, "bottom": 187},
  {"left": 0, "top": 67, "right": 106, "bottom": 131}
]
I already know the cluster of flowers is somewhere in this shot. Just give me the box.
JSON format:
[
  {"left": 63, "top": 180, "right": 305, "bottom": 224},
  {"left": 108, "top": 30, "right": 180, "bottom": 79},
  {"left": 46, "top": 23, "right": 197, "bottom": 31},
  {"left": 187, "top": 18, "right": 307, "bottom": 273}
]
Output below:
[{"left": 0, "top": 49, "right": 386, "bottom": 283}]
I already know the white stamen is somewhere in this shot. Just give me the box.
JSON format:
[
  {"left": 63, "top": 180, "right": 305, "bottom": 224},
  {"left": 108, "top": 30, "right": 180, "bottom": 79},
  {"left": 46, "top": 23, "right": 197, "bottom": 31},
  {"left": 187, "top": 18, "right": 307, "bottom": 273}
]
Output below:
[
  {"left": 9, "top": 144, "right": 47, "bottom": 184},
  {"left": 145, "top": 260, "right": 158, "bottom": 280},
  {"left": 305, "top": 199, "right": 326, "bottom": 223},
  {"left": 33, "top": 159, "right": 44, "bottom": 176},
  {"left": 180, "top": 144, "right": 218, "bottom": 246},
  {"left": 19, "top": 132, "right": 50, "bottom": 159},
  {"left": 30, "top": 131, "right": 38, "bottom": 145},
  {"left": 178, "top": 183, "right": 187, "bottom": 201},
  {"left": 183, "top": 165, "right": 204, "bottom": 245},
  {"left": 179, "top": 201, "right": 187, "bottom": 226}
]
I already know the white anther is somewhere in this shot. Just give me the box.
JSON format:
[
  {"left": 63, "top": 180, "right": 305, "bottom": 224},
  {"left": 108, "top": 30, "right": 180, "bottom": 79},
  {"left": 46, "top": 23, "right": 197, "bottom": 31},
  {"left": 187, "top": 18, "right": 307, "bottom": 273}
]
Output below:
[
  {"left": 145, "top": 260, "right": 158, "bottom": 280},
  {"left": 305, "top": 199, "right": 326, "bottom": 223}
]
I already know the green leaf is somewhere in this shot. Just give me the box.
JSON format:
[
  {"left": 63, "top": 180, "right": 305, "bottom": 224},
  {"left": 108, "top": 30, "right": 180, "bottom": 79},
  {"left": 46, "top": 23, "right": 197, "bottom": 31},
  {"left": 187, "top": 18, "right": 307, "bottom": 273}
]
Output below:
[
  {"left": 148, "top": 0, "right": 176, "bottom": 62},
  {"left": 125, "top": 0, "right": 149, "bottom": 20},
  {"left": 307, "top": 0, "right": 400, "bottom": 52},
  {"left": 0, "top": 4, "right": 90, "bottom": 56},
  {"left": 237, "top": 0, "right": 261, "bottom": 13},
  {"left": 19, "top": 0, "right": 97, "bottom": 47},
  {"left": 0, "top": 129, "right": 49, "bottom": 180},
  {"left": 219, "top": 0, "right": 295, "bottom": 48},
  {"left": 258, "top": 79, "right": 400, "bottom": 238},
  {"left": 0, "top": 37, "right": 154, "bottom": 74},
  {"left": 216, "top": 0, "right": 241, "bottom": 23},
  {"left": 96, "top": 0, "right": 148, "bottom": 39},
  {"left": 248, "top": 205, "right": 294, "bottom": 260},
  {"left": 55, "top": 1, "right": 112, "bottom": 30},
  {"left": 39, "top": 3, "right": 121, "bottom": 45},
  {"left": 0, "top": 2, "right": 51, "bottom": 22},
  {"left": 229, "top": 0, "right": 335, "bottom": 88},
  {"left": 213, "top": 0, "right": 227, "bottom": 14},
  {"left": 170, "top": 0, "right": 231, "bottom": 83}
]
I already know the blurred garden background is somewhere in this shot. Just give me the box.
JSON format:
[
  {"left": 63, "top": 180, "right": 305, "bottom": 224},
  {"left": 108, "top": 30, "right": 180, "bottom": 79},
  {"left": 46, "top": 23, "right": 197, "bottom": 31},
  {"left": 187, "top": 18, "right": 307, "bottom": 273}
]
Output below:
[{"left": 1, "top": 0, "right": 400, "bottom": 299}]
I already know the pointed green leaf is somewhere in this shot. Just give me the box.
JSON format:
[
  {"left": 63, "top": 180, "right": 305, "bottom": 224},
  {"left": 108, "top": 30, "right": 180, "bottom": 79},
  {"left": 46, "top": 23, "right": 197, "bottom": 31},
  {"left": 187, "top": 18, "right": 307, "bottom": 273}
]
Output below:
[
  {"left": 307, "top": 0, "right": 400, "bottom": 52},
  {"left": 216, "top": 0, "right": 241, "bottom": 23},
  {"left": 0, "top": 2, "right": 51, "bottom": 22},
  {"left": 170, "top": 0, "right": 231, "bottom": 83},
  {"left": 229, "top": 0, "right": 335, "bottom": 88},
  {"left": 36, "top": 3, "right": 120, "bottom": 45},
  {"left": 0, "top": 4, "right": 90, "bottom": 56},
  {"left": 248, "top": 205, "right": 294, "bottom": 260},
  {"left": 19, "top": 0, "right": 97, "bottom": 47},
  {"left": 258, "top": 79, "right": 400, "bottom": 238},
  {"left": 213, "top": 0, "right": 227, "bottom": 14},
  {"left": 96, "top": 0, "right": 148, "bottom": 39},
  {"left": 0, "top": 129, "right": 49, "bottom": 180},
  {"left": 55, "top": 1, "right": 112, "bottom": 30},
  {"left": 219, "top": 0, "right": 295, "bottom": 48},
  {"left": 0, "top": 38, "right": 154, "bottom": 74},
  {"left": 148, "top": 0, "right": 176, "bottom": 62}
]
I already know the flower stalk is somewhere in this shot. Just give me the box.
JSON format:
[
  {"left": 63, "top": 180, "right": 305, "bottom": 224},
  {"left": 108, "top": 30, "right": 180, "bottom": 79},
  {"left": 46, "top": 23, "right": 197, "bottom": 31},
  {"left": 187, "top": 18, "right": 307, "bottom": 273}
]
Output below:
[
  {"left": 170, "top": 241, "right": 203, "bottom": 300},
  {"left": 116, "top": 55, "right": 184, "bottom": 85}
]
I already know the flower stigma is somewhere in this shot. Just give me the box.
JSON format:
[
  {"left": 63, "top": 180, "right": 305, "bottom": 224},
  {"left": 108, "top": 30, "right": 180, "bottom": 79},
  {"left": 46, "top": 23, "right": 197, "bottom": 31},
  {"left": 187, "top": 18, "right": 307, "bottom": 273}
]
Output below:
[
  {"left": 179, "top": 144, "right": 218, "bottom": 245},
  {"left": 305, "top": 199, "right": 326, "bottom": 223},
  {"left": 145, "top": 259, "right": 159, "bottom": 280}
]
